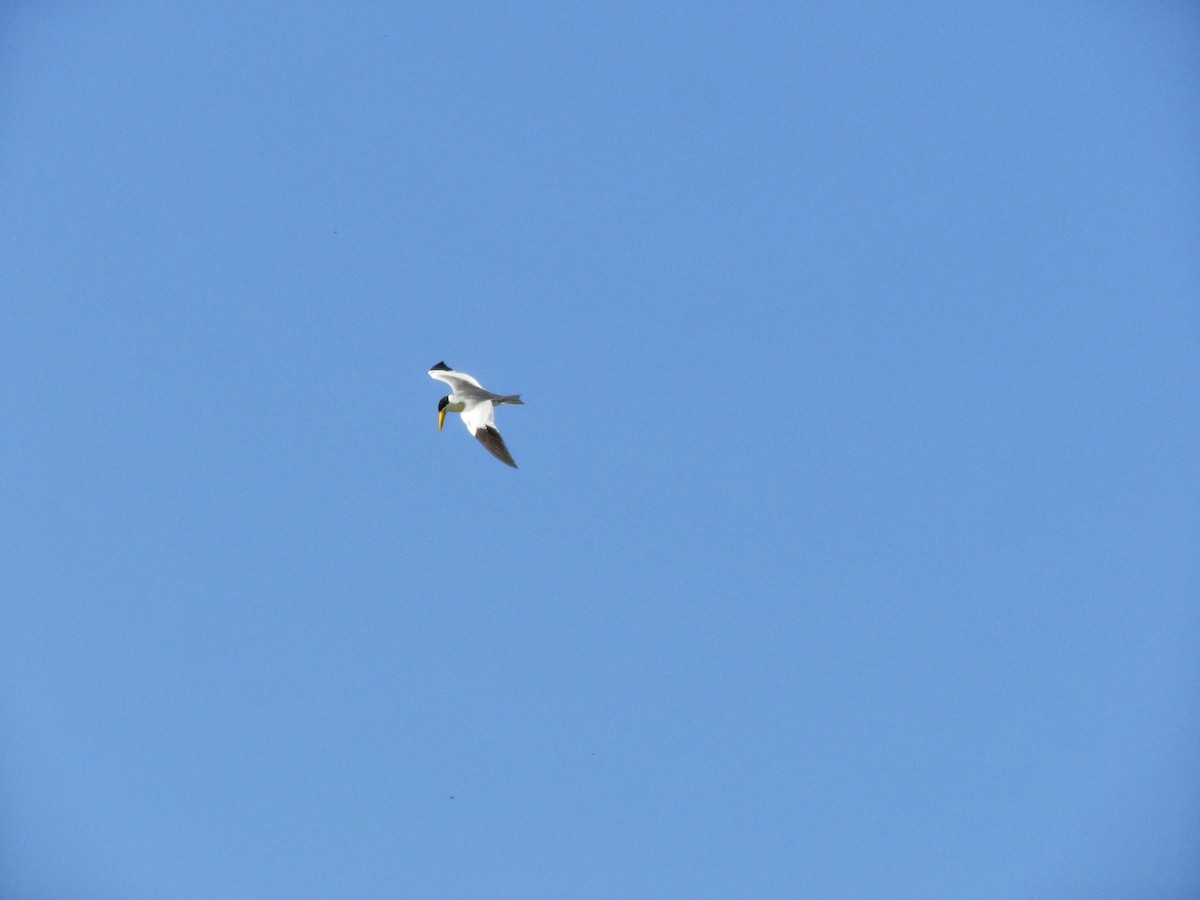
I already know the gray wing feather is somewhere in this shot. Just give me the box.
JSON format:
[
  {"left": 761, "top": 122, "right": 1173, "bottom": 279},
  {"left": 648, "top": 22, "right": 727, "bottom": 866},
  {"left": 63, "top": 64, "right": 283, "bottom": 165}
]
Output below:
[
  {"left": 432, "top": 372, "right": 487, "bottom": 397},
  {"left": 474, "top": 425, "right": 518, "bottom": 468}
]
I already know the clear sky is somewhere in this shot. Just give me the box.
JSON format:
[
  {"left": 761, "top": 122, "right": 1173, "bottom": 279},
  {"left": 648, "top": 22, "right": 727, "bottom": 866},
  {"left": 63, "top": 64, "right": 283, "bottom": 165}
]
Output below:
[{"left": 2, "top": 2, "right": 1198, "bottom": 897}]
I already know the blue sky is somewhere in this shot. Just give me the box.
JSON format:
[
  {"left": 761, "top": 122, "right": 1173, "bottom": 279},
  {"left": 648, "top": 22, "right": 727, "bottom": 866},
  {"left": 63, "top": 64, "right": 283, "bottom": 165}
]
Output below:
[{"left": 2, "top": 2, "right": 1198, "bottom": 897}]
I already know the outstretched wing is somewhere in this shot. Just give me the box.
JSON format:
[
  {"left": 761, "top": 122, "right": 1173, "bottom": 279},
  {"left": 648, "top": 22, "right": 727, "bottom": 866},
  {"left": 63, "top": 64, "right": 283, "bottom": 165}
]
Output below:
[
  {"left": 473, "top": 424, "right": 518, "bottom": 468},
  {"left": 460, "top": 400, "right": 517, "bottom": 467},
  {"left": 428, "top": 362, "right": 484, "bottom": 393}
]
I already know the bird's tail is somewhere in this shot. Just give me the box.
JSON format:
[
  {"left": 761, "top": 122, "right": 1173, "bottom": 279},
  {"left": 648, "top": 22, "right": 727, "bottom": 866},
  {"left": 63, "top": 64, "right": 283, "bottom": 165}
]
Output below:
[{"left": 495, "top": 394, "right": 524, "bottom": 405}]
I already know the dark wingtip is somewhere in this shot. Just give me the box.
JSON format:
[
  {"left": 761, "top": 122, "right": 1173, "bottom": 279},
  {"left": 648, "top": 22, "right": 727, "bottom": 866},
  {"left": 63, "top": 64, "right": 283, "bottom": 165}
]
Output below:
[
  {"left": 430, "top": 361, "right": 452, "bottom": 371},
  {"left": 477, "top": 424, "right": 519, "bottom": 468}
]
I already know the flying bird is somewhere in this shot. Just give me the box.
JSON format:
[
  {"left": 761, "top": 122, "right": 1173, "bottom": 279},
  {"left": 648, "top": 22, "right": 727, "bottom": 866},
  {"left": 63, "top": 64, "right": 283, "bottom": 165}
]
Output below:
[{"left": 428, "top": 361, "right": 524, "bottom": 468}]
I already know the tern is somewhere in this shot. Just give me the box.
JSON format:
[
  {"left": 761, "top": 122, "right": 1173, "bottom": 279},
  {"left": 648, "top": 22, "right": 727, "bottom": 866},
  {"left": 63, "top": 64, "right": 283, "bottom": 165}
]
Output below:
[{"left": 428, "top": 361, "right": 524, "bottom": 468}]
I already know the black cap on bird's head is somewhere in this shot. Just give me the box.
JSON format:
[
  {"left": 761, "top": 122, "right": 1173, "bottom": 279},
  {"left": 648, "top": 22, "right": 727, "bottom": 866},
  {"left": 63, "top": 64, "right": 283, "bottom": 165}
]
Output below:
[{"left": 437, "top": 395, "right": 450, "bottom": 431}]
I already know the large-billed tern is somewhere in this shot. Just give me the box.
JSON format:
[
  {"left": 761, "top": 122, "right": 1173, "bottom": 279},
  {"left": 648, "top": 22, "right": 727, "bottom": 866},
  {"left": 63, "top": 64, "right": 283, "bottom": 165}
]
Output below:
[{"left": 428, "top": 361, "right": 524, "bottom": 468}]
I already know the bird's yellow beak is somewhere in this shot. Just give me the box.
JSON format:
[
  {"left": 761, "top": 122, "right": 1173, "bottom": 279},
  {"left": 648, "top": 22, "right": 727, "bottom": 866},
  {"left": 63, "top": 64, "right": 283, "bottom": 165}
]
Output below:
[{"left": 438, "top": 408, "right": 447, "bottom": 431}]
